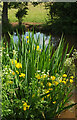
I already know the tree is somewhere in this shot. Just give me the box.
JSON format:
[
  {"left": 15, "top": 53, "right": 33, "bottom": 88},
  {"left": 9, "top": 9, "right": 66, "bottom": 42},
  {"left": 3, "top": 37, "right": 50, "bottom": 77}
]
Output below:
[
  {"left": 45, "top": 2, "right": 77, "bottom": 34},
  {"left": 2, "top": 2, "right": 8, "bottom": 24},
  {"left": 8, "top": 2, "right": 28, "bottom": 26}
]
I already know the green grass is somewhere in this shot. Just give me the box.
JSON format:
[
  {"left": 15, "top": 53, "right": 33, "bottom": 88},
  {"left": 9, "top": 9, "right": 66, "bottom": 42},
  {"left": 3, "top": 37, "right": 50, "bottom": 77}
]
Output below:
[{"left": 8, "top": 3, "right": 49, "bottom": 23}]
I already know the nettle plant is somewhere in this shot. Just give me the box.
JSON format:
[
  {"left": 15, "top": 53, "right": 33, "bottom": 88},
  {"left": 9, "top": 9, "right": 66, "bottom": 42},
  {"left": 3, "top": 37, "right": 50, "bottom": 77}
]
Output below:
[{"left": 2, "top": 31, "right": 77, "bottom": 120}]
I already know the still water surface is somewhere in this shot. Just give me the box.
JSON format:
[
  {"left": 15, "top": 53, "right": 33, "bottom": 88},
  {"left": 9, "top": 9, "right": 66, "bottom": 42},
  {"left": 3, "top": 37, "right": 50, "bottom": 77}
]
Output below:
[
  {"left": 13, "top": 32, "right": 60, "bottom": 49},
  {"left": 13, "top": 32, "right": 77, "bottom": 51}
]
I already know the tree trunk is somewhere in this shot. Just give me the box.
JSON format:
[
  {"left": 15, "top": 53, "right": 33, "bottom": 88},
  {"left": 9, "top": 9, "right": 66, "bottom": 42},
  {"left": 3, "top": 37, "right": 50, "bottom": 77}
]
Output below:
[
  {"left": 2, "top": 2, "right": 10, "bottom": 45},
  {"left": 2, "top": 2, "right": 8, "bottom": 24}
]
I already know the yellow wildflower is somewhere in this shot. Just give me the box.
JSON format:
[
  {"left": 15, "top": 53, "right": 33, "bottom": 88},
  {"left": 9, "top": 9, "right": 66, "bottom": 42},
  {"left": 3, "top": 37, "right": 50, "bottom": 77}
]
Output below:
[
  {"left": 70, "top": 76, "right": 74, "bottom": 79},
  {"left": 47, "top": 82, "right": 51, "bottom": 87},
  {"left": 12, "top": 71, "right": 15, "bottom": 75},
  {"left": 60, "top": 79, "right": 62, "bottom": 82},
  {"left": 50, "top": 97, "right": 51, "bottom": 99},
  {"left": 27, "top": 40, "right": 29, "bottom": 43},
  {"left": 15, "top": 63, "right": 22, "bottom": 69},
  {"left": 15, "top": 60, "right": 17, "bottom": 64},
  {"left": 53, "top": 101, "right": 56, "bottom": 104},
  {"left": 63, "top": 74, "right": 67, "bottom": 77},
  {"left": 62, "top": 81, "right": 66, "bottom": 84},
  {"left": 23, "top": 102, "right": 30, "bottom": 111},
  {"left": 51, "top": 76, "right": 56, "bottom": 80},
  {"left": 54, "top": 81, "right": 59, "bottom": 85},
  {"left": 11, "top": 59, "right": 17, "bottom": 65},
  {"left": 29, "top": 50, "right": 30, "bottom": 53},
  {"left": 37, "top": 45, "right": 39, "bottom": 50},
  {"left": 12, "top": 60, "right": 13, "bottom": 64},
  {"left": 35, "top": 74, "right": 40, "bottom": 79},
  {"left": 70, "top": 79, "right": 73, "bottom": 83},
  {"left": 19, "top": 73, "right": 25, "bottom": 78},
  {"left": 34, "top": 47, "right": 35, "bottom": 50},
  {"left": 26, "top": 36, "right": 29, "bottom": 39},
  {"left": 46, "top": 90, "right": 50, "bottom": 97},
  {"left": 66, "top": 79, "right": 68, "bottom": 81},
  {"left": 16, "top": 70, "right": 19, "bottom": 74},
  {"left": 47, "top": 94, "right": 50, "bottom": 97},
  {"left": 49, "top": 88, "right": 53, "bottom": 91},
  {"left": 41, "top": 74, "right": 47, "bottom": 79}
]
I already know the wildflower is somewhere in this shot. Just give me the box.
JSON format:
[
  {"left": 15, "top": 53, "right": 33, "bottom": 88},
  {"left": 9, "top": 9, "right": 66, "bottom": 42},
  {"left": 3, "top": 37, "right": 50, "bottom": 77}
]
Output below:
[
  {"left": 54, "top": 81, "right": 59, "bottom": 85},
  {"left": 34, "top": 47, "right": 35, "bottom": 50},
  {"left": 15, "top": 63, "right": 22, "bottom": 69},
  {"left": 66, "top": 79, "right": 68, "bottom": 81},
  {"left": 27, "top": 40, "right": 29, "bottom": 43},
  {"left": 37, "top": 70, "right": 41, "bottom": 73},
  {"left": 13, "top": 50, "right": 17, "bottom": 55},
  {"left": 63, "top": 74, "right": 67, "bottom": 77},
  {"left": 11, "top": 59, "right": 17, "bottom": 65},
  {"left": 19, "top": 73, "right": 25, "bottom": 78},
  {"left": 46, "top": 90, "right": 50, "bottom": 97},
  {"left": 35, "top": 74, "right": 40, "bottom": 79},
  {"left": 37, "top": 45, "right": 39, "bottom": 50},
  {"left": 47, "top": 82, "right": 51, "bottom": 87},
  {"left": 53, "top": 101, "right": 56, "bottom": 104},
  {"left": 15, "top": 60, "right": 17, "bottom": 64},
  {"left": 47, "top": 94, "right": 50, "bottom": 97},
  {"left": 51, "top": 76, "right": 56, "bottom": 80},
  {"left": 16, "top": 70, "right": 19, "bottom": 74},
  {"left": 12, "top": 71, "right": 15, "bottom": 75},
  {"left": 60, "top": 79, "right": 62, "bottom": 82},
  {"left": 49, "top": 88, "right": 53, "bottom": 91},
  {"left": 62, "top": 81, "right": 66, "bottom": 84},
  {"left": 23, "top": 102, "right": 30, "bottom": 111},
  {"left": 26, "top": 36, "right": 29, "bottom": 39},
  {"left": 29, "top": 50, "right": 30, "bottom": 53},
  {"left": 50, "top": 96, "right": 51, "bottom": 99},
  {"left": 41, "top": 74, "right": 47, "bottom": 79},
  {"left": 70, "top": 79, "right": 73, "bottom": 83},
  {"left": 12, "top": 60, "right": 13, "bottom": 64},
  {"left": 70, "top": 76, "right": 74, "bottom": 79}
]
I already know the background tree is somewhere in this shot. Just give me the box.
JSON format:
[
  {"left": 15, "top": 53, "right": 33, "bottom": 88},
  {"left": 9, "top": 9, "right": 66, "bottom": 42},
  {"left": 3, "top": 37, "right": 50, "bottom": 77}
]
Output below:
[
  {"left": 8, "top": 2, "right": 28, "bottom": 26},
  {"left": 45, "top": 2, "right": 77, "bottom": 34}
]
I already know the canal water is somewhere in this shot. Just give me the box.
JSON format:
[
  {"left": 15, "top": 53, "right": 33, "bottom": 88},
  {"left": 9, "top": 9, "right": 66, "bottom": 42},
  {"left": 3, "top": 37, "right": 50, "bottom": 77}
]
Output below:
[
  {"left": 13, "top": 31, "right": 77, "bottom": 51},
  {"left": 13, "top": 31, "right": 60, "bottom": 49}
]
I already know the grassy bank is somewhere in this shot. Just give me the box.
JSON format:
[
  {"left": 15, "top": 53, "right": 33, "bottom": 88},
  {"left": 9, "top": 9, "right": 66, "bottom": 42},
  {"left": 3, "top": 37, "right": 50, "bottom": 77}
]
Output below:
[{"left": 8, "top": 3, "right": 49, "bottom": 23}]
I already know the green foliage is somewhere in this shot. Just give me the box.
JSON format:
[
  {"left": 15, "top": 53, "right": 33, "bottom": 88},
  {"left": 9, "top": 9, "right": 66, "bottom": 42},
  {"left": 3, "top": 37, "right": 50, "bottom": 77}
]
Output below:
[
  {"left": 45, "top": 2, "right": 77, "bottom": 34},
  {"left": 1, "top": 31, "right": 76, "bottom": 119},
  {"left": 8, "top": 2, "right": 28, "bottom": 25}
]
